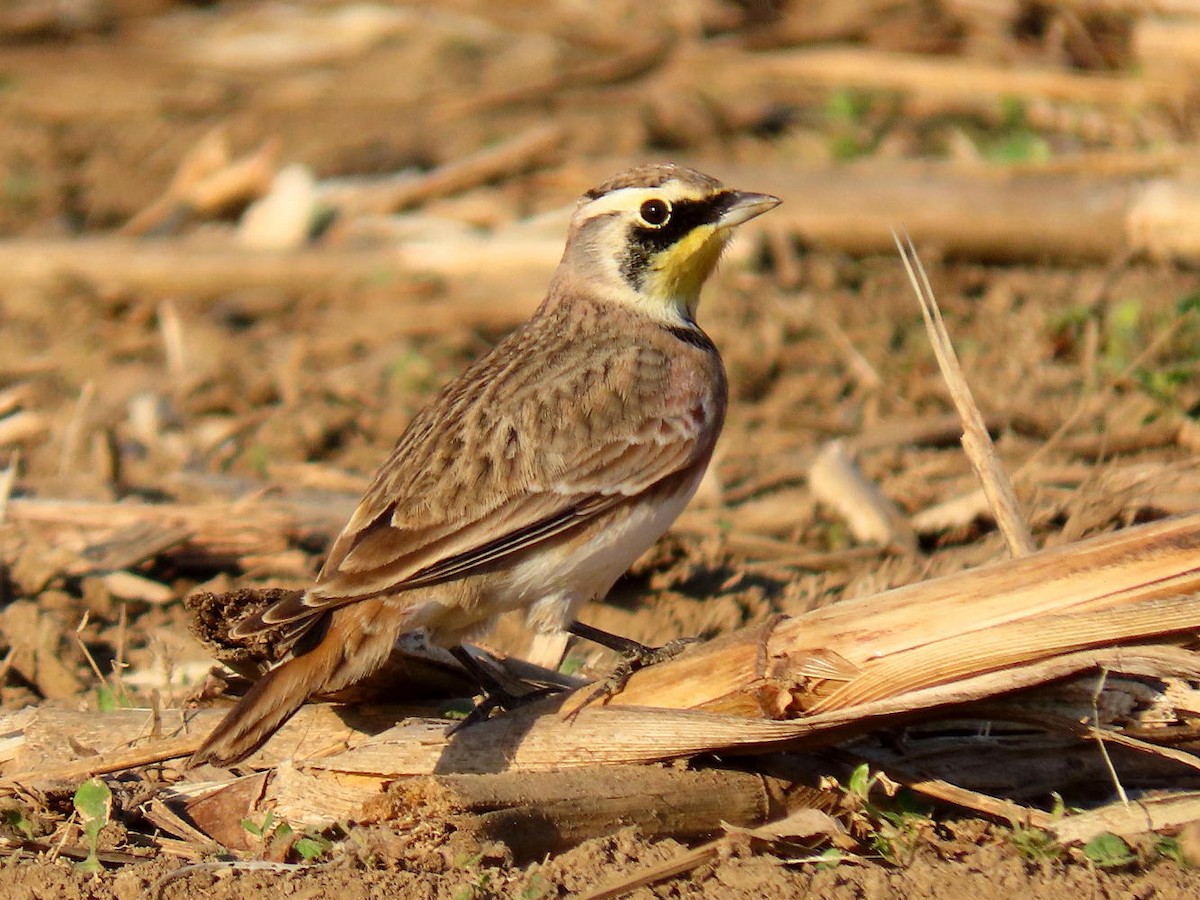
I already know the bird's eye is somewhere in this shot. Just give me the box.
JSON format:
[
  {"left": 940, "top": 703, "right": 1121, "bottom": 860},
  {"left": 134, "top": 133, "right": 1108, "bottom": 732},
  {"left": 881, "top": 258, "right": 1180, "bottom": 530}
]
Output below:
[{"left": 638, "top": 198, "right": 671, "bottom": 227}]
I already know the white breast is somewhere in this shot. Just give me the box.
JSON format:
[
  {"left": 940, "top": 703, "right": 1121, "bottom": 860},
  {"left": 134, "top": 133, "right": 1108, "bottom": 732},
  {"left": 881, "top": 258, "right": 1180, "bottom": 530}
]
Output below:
[{"left": 509, "top": 470, "right": 705, "bottom": 632}]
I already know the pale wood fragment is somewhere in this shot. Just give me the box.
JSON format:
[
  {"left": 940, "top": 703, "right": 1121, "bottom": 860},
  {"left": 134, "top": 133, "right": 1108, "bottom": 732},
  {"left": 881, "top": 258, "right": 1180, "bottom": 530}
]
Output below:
[
  {"left": 1052, "top": 792, "right": 1200, "bottom": 844},
  {"left": 809, "top": 440, "right": 917, "bottom": 553}
]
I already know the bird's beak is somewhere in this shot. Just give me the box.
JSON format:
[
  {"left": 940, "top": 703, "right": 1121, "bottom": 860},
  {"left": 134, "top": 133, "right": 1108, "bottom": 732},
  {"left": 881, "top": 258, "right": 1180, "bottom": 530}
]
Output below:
[{"left": 716, "top": 191, "right": 782, "bottom": 229}]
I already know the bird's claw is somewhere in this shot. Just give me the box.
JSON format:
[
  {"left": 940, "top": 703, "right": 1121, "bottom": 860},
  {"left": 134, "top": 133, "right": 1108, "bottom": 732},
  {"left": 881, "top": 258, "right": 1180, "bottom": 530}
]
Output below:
[{"left": 567, "top": 635, "right": 700, "bottom": 720}]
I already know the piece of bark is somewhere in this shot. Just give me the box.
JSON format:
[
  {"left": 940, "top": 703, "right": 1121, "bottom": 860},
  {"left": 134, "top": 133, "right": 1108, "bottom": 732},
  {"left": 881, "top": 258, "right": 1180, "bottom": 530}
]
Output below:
[
  {"left": 180, "top": 770, "right": 271, "bottom": 851},
  {"left": 178, "top": 757, "right": 837, "bottom": 857}
]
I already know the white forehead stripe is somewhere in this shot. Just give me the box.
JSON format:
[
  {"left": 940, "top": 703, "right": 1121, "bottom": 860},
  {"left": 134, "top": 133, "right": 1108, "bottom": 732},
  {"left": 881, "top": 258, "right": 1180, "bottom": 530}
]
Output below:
[{"left": 578, "top": 184, "right": 713, "bottom": 219}]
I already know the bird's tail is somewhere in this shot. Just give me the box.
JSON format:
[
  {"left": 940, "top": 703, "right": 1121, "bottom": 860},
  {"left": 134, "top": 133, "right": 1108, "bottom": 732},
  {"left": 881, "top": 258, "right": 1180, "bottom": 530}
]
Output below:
[{"left": 189, "top": 602, "right": 397, "bottom": 767}]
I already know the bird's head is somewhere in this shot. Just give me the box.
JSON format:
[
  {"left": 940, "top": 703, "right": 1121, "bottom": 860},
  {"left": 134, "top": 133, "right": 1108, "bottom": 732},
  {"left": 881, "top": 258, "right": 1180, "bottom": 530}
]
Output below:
[{"left": 555, "top": 164, "right": 780, "bottom": 324}]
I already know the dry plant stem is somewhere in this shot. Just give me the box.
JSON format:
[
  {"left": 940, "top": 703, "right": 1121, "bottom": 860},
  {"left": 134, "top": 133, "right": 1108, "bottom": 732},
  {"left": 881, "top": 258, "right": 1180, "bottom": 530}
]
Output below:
[
  {"left": 77, "top": 521, "right": 194, "bottom": 573},
  {"left": 0, "top": 450, "right": 17, "bottom": 524},
  {"left": 893, "top": 229, "right": 1035, "bottom": 557},
  {"left": 1091, "top": 669, "right": 1130, "bottom": 806},
  {"left": 5, "top": 511, "right": 1178, "bottom": 781},
  {"left": 6, "top": 515, "right": 1200, "bottom": 833},
  {"left": 577, "top": 808, "right": 855, "bottom": 900},
  {"left": 57, "top": 380, "right": 94, "bottom": 477},
  {"left": 811, "top": 307, "right": 883, "bottom": 390},
  {"left": 742, "top": 47, "right": 1171, "bottom": 108},
  {"left": 4, "top": 170, "right": 1200, "bottom": 306},
  {"left": 837, "top": 749, "right": 1054, "bottom": 828},
  {"left": 587, "top": 510, "right": 1200, "bottom": 716},
  {"left": 1052, "top": 791, "right": 1200, "bottom": 844},
  {"left": 723, "top": 161, "right": 1200, "bottom": 264},
  {"left": 119, "top": 127, "right": 231, "bottom": 236},
  {"left": 441, "top": 39, "right": 670, "bottom": 117},
  {"left": 122, "top": 135, "right": 280, "bottom": 236},
  {"left": 576, "top": 842, "right": 724, "bottom": 900},
  {"left": 0, "top": 237, "right": 557, "bottom": 327},
  {"left": 6, "top": 495, "right": 349, "bottom": 564},
  {"left": 158, "top": 300, "right": 188, "bottom": 385},
  {"left": 0, "top": 383, "right": 34, "bottom": 418},
  {"left": 320, "top": 124, "right": 566, "bottom": 217}
]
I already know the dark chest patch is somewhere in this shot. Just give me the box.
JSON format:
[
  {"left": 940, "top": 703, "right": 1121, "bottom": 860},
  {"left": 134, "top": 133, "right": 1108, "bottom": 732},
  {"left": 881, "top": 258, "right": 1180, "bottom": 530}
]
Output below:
[{"left": 662, "top": 323, "right": 717, "bottom": 353}]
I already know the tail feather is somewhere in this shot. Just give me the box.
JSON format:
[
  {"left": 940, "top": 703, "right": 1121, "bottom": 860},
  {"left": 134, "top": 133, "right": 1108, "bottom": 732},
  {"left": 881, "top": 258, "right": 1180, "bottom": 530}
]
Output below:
[
  {"left": 189, "top": 638, "right": 344, "bottom": 768},
  {"left": 191, "top": 600, "right": 409, "bottom": 768}
]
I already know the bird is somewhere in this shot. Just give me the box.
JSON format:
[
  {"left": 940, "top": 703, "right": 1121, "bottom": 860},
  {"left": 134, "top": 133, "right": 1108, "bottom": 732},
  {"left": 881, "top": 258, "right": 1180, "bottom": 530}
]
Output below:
[{"left": 190, "top": 163, "right": 780, "bottom": 767}]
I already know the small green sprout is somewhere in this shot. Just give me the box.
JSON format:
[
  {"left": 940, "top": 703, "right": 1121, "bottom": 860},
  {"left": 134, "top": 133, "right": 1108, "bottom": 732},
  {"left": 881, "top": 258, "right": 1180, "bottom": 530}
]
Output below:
[
  {"left": 72, "top": 777, "right": 113, "bottom": 873},
  {"left": 1083, "top": 831, "right": 1135, "bottom": 869}
]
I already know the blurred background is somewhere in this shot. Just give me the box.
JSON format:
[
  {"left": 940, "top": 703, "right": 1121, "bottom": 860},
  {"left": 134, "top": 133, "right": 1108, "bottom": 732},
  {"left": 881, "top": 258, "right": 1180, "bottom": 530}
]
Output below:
[
  {"left": 0, "top": 0, "right": 1198, "bottom": 741},
  {"left": 1, "top": 1, "right": 1200, "bottom": 891}
]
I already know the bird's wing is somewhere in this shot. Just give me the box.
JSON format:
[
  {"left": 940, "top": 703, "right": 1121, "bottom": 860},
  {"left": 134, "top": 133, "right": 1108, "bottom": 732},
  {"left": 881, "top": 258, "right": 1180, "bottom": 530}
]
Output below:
[{"left": 251, "top": 314, "right": 723, "bottom": 632}]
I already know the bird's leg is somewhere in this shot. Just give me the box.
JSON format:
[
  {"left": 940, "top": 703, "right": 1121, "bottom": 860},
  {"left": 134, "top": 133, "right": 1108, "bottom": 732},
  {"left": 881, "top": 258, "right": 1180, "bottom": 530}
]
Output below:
[
  {"left": 566, "top": 620, "right": 700, "bottom": 710},
  {"left": 446, "top": 645, "right": 561, "bottom": 732}
]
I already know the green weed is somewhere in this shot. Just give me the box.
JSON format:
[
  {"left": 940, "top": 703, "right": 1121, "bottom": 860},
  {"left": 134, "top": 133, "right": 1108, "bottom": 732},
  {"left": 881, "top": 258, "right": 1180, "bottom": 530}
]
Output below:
[{"left": 72, "top": 778, "right": 112, "bottom": 874}]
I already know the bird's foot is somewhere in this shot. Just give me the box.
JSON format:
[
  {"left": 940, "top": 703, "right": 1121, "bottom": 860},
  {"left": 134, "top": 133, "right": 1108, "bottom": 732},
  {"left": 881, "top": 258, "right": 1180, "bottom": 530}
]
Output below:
[
  {"left": 446, "top": 646, "right": 565, "bottom": 733},
  {"left": 447, "top": 686, "right": 564, "bottom": 734},
  {"left": 568, "top": 631, "right": 701, "bottom": 718}
]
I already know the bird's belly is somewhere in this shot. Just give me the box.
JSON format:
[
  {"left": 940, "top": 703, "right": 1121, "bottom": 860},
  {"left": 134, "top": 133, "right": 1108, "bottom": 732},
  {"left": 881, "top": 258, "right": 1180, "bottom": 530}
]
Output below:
[
  {"left": 506, "top": 472, "right": 705, "bottom": 626},
  {"left": 413, "top": 471, "right": 706, "bottom": 645}
]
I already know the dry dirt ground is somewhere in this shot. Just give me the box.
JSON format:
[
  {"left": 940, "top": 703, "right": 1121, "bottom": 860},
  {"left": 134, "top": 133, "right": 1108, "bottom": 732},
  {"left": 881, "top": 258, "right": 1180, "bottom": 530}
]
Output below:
[{"left": 2, "top": 2, "right": 1200, "bottom": 898}]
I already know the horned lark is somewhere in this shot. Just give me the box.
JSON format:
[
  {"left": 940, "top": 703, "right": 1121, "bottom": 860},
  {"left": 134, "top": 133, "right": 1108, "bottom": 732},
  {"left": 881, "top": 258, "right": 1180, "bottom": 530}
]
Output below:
[{"left": 191, "top": 164, "right": 780, "bottom": 767}]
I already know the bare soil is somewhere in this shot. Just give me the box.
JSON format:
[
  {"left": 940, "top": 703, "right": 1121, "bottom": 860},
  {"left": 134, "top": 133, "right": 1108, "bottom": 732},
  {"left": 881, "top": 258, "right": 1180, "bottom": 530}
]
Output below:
[{"left": 1, "top": 1, "right": 1199, "bottom": 898}]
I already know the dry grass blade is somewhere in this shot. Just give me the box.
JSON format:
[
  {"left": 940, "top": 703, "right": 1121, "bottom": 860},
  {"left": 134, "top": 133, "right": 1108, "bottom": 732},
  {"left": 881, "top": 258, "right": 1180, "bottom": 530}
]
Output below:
[
  {"left": 0, "top": 449, "right": 16, "bottom": 524},
  {"left": 840, "top": 750, "right": 1054, "bottom": 828},
  {"left": 56, "top": 380, "right": 93, "bottom": 477},
  {"left": 892, "top": 227, "right": 1035, "bottom": 557},
  {"left": 320, "top": 123, "right": 566, "bottom": 217},
  {"left": 574, "top": 842, "right": 724, "bottom": 900},
  {"left": 576, "top": 808, "right": 854, "bottom": 900}
]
